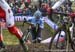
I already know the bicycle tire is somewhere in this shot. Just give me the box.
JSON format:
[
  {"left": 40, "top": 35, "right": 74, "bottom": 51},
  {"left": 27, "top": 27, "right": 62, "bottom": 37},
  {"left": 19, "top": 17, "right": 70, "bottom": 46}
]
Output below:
[
  {"left": 48, "top": 28, "right": 61, "bottom": 52},
  {"left": 55, "top": 30, "right": 62, "bottom": 49},
  {"left": 20, "top": 42, "right": 29, "bottom": 52},
  {"left": 49, "top": 25, "right": 67, "bottom": 52},
  {"left": 19, "top": 23, "right": 31, "bottom": 52},
  {"left": 20, "top": 30, "right": 31, "bottom": 52}
]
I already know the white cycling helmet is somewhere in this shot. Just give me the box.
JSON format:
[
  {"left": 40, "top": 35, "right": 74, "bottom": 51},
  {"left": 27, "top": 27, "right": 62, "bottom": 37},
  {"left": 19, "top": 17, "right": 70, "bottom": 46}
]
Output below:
[{"left": 34, "top": 10, "right": 42, "bottom": 18}]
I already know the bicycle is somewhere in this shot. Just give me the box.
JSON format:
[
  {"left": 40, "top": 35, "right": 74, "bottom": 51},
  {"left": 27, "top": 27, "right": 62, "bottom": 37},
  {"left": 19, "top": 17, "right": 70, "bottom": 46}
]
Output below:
[
  {"left": 20, "top": 18, "right": 44, "bottom": 51},
  {"left": 48, "top": 12, "right": 75, "bottom": 52},
  {"left": 18, "top": 21, "right": 32, "bottom": 52}
]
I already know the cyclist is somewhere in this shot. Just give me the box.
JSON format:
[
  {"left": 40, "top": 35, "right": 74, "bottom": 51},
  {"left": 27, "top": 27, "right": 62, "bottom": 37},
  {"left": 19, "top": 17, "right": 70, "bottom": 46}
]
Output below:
[
  {"left": 24, "top": 10, "right": 44, "bottom": 43},
  {"left": 47, "top": 0, "right": 65, "bottom": 14},
  {"left": 41, "top": 0, "right": 66, "bottom": 43},
  {"left": 41, "top": 0, "right": 75, "bottom": 44},
  {"left": 0, "top": 0, "right": 29, "bottom": 50}
]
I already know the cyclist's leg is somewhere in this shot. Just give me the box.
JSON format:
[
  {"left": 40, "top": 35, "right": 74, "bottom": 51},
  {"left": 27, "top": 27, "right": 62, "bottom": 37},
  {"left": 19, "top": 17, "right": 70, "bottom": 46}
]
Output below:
[
  {"left": 37, "top": 28, "right": 42, "bottom": 43},
  {"left": 6, "top": 16, "right": 23, "bottom": 40},
  {"left": 5, "top": 13, "right": 29, "bottom": 51},
  {"left": 5, "top": 13, "right": 28, "bottom": 45},
  {"left": 0, "top": 21, "right": 5, "bottom": 49},
  {"left": 0, "top": 13, "right": 6, "bottom": 50},
  {"left": 31, "top": 27, "right": 37, "bottom": 43},
  {"left": 0, "top": 10, "right": 6, "bottom": 49}
]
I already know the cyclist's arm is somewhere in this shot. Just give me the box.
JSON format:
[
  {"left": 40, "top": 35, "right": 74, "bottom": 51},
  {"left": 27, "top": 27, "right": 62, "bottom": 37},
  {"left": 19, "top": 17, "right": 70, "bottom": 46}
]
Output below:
[
  {"left": 23, "top": 18, "right": 34, "bottom": 26},
  {"left": 52, "top": 0, "right": 65, "bottom": 10}
]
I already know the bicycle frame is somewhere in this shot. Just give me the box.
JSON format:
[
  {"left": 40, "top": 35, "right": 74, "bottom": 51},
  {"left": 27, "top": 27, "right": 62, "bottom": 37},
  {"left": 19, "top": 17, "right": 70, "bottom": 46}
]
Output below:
[{"left": 48, "top": 17, "right": 75, "bottom": 52}]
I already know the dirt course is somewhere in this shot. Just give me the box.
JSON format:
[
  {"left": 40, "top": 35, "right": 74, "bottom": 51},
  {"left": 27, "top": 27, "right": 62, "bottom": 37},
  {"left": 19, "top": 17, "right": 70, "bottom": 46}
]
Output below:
[
  {"left": 5, "top": 43, "right": 49, "bottom": 52},
  {"left": 4, "top": 43, "right": 74, "bottom": 52}
]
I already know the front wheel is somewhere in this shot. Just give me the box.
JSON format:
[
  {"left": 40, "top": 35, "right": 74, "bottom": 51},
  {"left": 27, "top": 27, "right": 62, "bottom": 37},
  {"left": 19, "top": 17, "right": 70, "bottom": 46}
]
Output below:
[{"left": 19, "top": 39, "right": 29, "bottom": 52}]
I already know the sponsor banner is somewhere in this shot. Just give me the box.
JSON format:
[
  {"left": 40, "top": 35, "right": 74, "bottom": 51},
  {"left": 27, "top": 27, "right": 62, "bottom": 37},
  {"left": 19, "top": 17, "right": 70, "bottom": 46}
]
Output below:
[
  {"left": 14, "top": 16, "right": 33, "bottom": 22},
  {"left": 0, "top": 16, "right": 58, "bottom": 30},
  {"left": 14, "top": 16, "right": 58, "bottom": 30},
  {"left": 14, "top": 16, "right": 25, "bottom": 22}
]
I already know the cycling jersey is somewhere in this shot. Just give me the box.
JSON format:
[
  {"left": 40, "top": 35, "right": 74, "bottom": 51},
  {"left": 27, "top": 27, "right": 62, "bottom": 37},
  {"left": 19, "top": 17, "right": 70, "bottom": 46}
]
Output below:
[
  {"left": 27, "top": 17, "right": 44, "bottom": 29},
  {"left": 0, "top": 0, "right": 14, "bottom": 27}
]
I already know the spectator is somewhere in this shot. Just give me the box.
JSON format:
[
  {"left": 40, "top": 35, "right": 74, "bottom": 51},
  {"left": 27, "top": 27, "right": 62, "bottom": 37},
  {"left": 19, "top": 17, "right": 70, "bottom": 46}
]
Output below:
[
  {"left": 23, "top": 8, "right": 32, "bottom": 16},
  {"left": 20, "top": 2, "right": 25, "bottom": 9},
  {"left": 63, "top": 0, "right": 73, "bottom": 13},
  {"left": 17, "top": 8, "right": 23, "bottom": 16},
  {"left": 25, "top": 0, "right": 31, "bottom": 8}
]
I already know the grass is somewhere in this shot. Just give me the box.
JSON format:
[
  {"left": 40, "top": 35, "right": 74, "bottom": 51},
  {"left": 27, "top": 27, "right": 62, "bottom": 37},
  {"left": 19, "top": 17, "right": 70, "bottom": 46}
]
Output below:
[
  {"left": 44, "top": 23, "right": 55, "bottom": 36},
  {"left": 3, "top": 22, "right": 23, "bottom": 45},
  {"left": 3, "top": 22, "right": 32, "bottom": 45},
  {"left": 3, "top": 29, "right": 19, "bottom": 45}
]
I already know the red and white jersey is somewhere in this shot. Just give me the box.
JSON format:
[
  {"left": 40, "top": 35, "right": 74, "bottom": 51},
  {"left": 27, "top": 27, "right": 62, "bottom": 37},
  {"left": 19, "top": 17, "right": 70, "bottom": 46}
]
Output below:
[
  {"left": 0, "top": 0, "right": 13, "bottom": 19},
  {"left": 0, "top": 0, "right": 14, "bottom": 27}
]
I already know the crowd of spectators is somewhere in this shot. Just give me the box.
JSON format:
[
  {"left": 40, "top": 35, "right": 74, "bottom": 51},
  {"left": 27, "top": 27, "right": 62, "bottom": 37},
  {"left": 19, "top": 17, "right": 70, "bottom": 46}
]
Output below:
[
  {"left": 6, "top": 0, "right": 73, "bottom": 16},
  {"left": 5, "top": 0, "right": 54, "bottom": 16}
]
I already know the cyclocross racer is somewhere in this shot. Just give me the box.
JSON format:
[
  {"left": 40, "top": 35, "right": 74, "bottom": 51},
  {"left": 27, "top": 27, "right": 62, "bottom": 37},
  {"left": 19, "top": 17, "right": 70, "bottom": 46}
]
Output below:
[
  {"left": 0, "top": 0, "right": 28, "bottom": 50},
  {"left": 24, "top": 10, "right": 44, "bottom": 43}
]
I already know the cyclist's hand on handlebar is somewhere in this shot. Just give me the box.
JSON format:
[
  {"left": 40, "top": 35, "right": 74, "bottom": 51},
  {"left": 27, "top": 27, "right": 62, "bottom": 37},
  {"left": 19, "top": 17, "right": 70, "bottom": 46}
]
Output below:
[{"left": 24, "top": 18, "right": 27, "bottom": 22}]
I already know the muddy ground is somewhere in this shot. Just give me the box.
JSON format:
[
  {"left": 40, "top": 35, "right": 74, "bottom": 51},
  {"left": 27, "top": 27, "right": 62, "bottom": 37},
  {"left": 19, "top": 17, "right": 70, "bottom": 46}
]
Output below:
[
  {"left": 4, "top": 43, "right": 74, "bottom": 52},
  {"left": 5, "top": 43, "right": 48, "bottom": 52}
]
